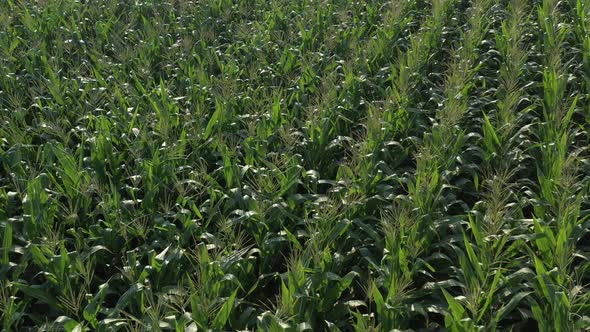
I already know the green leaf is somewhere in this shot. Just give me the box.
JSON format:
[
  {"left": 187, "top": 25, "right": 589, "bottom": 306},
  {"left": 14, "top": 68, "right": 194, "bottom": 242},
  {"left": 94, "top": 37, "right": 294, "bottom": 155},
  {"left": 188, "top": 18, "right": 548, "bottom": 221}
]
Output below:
[
  {"left": 283, "top": 228, "right": 302, "bottom": 251},
  {"left": 58, "top": 244, "right": 69, "bottom": 279},
  {"left": 190, "top": 203, "right": 203, "bottom": 219},
  {"left": 533, "top": 217, "right": 555, "bottom": 257},
  {"left": 323, "top": 271, "right": 358, "bottom": 310},
  {"left": 55, "top": 316, "right": 81, "bottom": 332},
  {"left": 112, "top": 283, "right": 144, "bottom": 317},
  {"left": 462, "top": 230, "right": 484, "bottom": 281},
  {"left": 29, "top": 247, "right": 54, "bottom": 281},
  {"left": 531, "top": 300, "right": 547, "bottom": 332},
  {"left": 372, "top": 283, "right": 385, "bottom": 318},
  {"left": 477, "top": 270, "right": 502, "bottom": 322},
  {"left": 83, "top": 281, "right": 109, "bottom": 328},
  {"left": 2, "top": 222, "right": 12, "bottom": 265},
  {"left": 204, "top": 99, "right": 224, "bottom": 139},
  {"left": 212, "top": 289, "right": 238, "bottom": 329},
  {"left": 482, "top": 112, "right": 500, "bottom": 154},
  {"left": 13, "top": 282, "right": 57, "bottom": 307},
  {"left": 495, "top": 291, "right": 530, "bottom": 322},
  {"left": 442, "top": 289, "right": 465, "bottom": 320}
]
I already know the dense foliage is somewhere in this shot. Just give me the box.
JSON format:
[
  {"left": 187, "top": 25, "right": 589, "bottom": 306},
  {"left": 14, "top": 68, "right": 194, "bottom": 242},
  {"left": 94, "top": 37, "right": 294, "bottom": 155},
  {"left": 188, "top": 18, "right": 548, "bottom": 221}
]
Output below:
[{"left": 1, "top": 0, "right": 590, "bottom": 330}]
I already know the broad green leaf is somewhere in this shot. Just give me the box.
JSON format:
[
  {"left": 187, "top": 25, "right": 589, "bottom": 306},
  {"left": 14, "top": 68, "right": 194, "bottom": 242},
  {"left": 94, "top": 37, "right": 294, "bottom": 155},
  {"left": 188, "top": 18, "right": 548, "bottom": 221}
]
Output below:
[
  {"left": 442, "top": 289, "right": 465, "bottom": 320},
  {"left": 212, "top": 289, "right": 238, "bottom": 329},
  {"left": 12, "top": 283, "right": 57, "bottom": 307}
]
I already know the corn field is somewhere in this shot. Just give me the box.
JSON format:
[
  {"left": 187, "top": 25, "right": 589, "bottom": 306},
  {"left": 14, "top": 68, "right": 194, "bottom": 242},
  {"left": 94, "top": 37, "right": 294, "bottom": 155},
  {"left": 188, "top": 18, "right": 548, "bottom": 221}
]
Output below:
[{"left": 1, "top": 0, "right": 590, "bottom": 330}]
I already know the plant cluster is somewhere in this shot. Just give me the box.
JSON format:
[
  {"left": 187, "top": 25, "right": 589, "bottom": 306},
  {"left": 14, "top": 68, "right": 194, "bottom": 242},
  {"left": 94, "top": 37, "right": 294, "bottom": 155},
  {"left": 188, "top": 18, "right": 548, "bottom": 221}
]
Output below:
[{"left": 1, "top": 0, "right": 590, "bottom": 330}]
